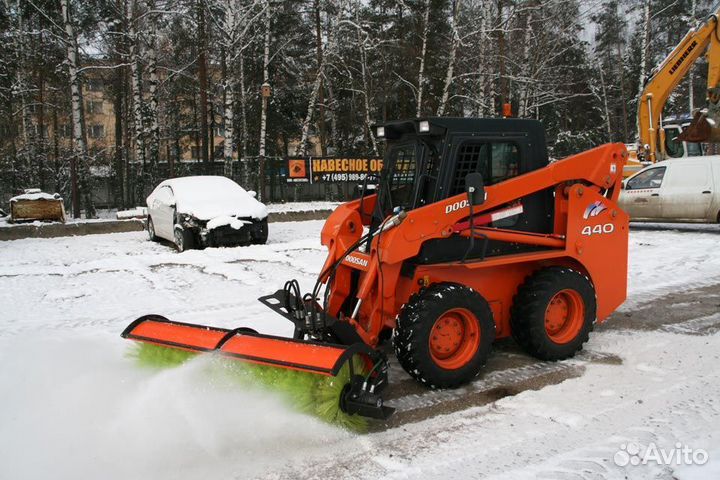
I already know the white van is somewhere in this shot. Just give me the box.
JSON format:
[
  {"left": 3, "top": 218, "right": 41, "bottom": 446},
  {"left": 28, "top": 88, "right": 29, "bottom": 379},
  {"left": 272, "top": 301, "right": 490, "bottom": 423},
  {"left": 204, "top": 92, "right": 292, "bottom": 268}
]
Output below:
[{"left": 619, "top": 156, "right": 720, "bottom": 223}]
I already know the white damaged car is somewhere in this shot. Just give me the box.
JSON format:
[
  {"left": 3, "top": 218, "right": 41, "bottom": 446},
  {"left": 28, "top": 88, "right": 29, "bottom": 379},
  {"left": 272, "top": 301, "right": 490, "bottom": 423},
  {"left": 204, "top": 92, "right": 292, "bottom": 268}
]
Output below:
[{"left": 146, "top": 176, "right": 268, "bottom": 251}]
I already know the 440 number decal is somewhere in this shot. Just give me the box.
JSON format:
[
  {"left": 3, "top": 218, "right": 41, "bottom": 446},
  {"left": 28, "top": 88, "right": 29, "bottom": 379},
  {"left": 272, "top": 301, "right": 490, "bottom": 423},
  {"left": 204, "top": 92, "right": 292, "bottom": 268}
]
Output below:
[{"left": 582, "top": 223, "right": 615, "bottom": 236}]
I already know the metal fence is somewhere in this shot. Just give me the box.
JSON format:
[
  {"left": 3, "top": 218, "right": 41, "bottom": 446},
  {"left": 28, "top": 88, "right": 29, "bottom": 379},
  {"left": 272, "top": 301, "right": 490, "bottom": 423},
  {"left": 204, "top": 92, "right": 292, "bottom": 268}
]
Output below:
[{"left": 1, "top": 157, "right": 359, "bottom": 213}]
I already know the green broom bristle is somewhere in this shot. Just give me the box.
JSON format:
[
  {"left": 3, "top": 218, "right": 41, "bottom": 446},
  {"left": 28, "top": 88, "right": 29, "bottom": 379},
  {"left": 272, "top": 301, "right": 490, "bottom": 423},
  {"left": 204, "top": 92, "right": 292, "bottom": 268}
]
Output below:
[
  {"left": 128, "top": 343, "right": 369, "bottom": 431},
  {"left": 313, "top": 358, "right": 368, "bottom": 432},
  {"left": 128, "top": 342, "right": 198, "bottom": 368}
]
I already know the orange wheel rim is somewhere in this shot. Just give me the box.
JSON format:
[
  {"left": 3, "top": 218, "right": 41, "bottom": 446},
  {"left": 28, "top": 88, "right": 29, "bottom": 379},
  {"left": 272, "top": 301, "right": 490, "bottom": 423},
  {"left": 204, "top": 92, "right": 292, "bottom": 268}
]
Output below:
[
  {"left": 544, "top": 289, "right": 585, "bottom": 344},
  {"left": 428, "top": 308, "right": 480, "bottom": 370}
]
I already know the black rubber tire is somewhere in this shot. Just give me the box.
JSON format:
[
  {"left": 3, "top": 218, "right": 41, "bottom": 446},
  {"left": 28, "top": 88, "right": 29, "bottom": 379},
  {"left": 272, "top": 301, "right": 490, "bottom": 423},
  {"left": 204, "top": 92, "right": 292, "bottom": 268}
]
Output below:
[
  {"left": 147, "top": 216, "right": 159, "bottom": 242},
  {"left": 252, "top": 218, "right": 269, "bottom": 245},
  {"left": 393, "top": 283, "right": 495, "bottom": 389},
  {"left": 173, "top": 226, "right": 195, "bottom": 252},
  {"left": 510, "top": 267, "right": 596, "bottom": 361}
]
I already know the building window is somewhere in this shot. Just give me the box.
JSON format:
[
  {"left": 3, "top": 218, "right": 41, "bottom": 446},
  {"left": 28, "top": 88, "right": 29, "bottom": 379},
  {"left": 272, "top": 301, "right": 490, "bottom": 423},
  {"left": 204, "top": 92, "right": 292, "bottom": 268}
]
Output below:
[
  {"left": 89, "top": 124, "right": 105, "bottom": 139},
  {"left": 59, "top": 124, "right": 73, "bottom": 138},
  {"left": 86, "top": 100, "right": 103, "bottom": 114},
  {"left": 30, "top": 124, "right": 48, "bottom": 137},
  {"left": 214, "top": 126, "right": 225, "bottom": 137},
  {"left": 190, "top": 146, "right": 201, "bottom": 160},
  {"left": 87, "top": 78, "right": 103, "bottom": 92}
]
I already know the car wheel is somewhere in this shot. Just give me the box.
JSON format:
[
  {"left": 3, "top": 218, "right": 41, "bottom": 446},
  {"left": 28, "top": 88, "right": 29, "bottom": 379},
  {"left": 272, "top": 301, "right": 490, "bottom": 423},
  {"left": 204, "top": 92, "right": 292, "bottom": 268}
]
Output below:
[
  {"left": 173, "top": 226, "right": 195, "bottom": 252},
  {"left": 147, "top": 216, "right": 159, "bottom": 241},
  {"left": 251, "top": 218, "right": 269, "bottom": 245}
]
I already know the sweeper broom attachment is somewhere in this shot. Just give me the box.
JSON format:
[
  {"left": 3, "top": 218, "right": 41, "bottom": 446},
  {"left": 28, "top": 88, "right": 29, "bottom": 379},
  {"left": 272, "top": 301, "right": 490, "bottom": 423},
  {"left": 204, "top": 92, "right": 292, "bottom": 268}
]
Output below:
[
  {"left": 121, "top": 314, "right": 393, "bottom": 421},
  {"left": 123, "top": 118, "right": 630, "bottom": 425}
]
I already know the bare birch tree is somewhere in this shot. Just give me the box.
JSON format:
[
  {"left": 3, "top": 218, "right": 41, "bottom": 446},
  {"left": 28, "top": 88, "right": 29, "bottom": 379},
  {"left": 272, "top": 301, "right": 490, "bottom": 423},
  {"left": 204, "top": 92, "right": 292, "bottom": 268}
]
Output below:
[
  {"left": 416, "top": 0, "right": 431, "bottom": 117},
  {"left": 61, "top": 0, "right": 94, "bottom": 217}
]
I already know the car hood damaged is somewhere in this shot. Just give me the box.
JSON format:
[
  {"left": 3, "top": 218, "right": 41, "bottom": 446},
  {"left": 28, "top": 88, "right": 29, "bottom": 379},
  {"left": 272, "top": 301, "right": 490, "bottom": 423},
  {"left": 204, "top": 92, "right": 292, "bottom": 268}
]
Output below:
[{"left": 206, "top": 215, "right": 252, "bottom": 231}]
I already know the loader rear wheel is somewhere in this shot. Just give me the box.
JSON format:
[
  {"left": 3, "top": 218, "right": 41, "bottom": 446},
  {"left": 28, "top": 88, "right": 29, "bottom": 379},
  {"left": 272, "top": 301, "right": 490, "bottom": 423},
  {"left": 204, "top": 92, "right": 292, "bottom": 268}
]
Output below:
[
  {"left": 394, "top": 283, "right": 495, "bottom": 389},
  {"left": 510, "top": 267, "right": 595, "bottom": 361}
]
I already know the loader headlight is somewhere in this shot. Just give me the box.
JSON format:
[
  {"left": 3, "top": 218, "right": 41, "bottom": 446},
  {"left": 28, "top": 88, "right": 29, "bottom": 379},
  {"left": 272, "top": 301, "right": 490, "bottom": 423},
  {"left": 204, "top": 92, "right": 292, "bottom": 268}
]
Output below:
[
  {"left": 376, "top": 126, "right": 385, "bottom": 138},
  {"left": 418, "top": 120, "right": 430, "bottom": 133}
]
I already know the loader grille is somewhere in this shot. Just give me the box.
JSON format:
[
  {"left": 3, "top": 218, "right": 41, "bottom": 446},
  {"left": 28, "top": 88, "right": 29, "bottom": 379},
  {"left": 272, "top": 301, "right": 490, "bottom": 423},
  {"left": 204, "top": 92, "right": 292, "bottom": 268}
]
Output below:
[{"left": 451, "top": 143, "right": 487, "bottom": 196}]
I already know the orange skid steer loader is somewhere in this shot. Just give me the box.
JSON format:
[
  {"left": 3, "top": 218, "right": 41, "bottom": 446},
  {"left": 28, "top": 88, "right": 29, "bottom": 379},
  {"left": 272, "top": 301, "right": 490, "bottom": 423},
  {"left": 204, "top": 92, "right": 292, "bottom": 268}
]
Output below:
[{"left": 123, "top": 118, "right": 629, "bottom": 420}]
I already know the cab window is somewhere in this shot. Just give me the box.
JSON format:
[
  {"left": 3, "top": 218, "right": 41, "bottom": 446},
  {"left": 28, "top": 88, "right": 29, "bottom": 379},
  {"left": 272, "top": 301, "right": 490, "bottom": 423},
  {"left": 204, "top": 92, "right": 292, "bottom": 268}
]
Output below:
[
  {"left": 664, "top": 127, "right": 683, "bottom": 158},
  {"left": 626, "top": 167, "right": 666, "bottom": 190},
  {"left": 685, "top": 138, "right": 704, "bottom": 156},
  {"left": 449, "top": 141, "right": 520, "bottom": 196},
  {"left": 385, "top": 143, "right": 418, "bottom": 210}
]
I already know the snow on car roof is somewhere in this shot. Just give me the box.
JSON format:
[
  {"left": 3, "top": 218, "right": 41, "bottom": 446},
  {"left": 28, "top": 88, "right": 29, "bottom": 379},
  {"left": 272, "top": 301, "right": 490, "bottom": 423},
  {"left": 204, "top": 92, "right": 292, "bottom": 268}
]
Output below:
[{"left": 152, "top": 176, "right": 267, "bottom": 221}]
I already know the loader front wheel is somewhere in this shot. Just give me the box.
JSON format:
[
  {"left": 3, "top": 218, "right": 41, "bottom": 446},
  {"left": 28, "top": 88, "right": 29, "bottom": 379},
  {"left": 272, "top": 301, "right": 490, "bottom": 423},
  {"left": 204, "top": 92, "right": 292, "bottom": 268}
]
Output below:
[
  {"left": 510, "top": 267, "right": 595, "bottom": 361},
  {"left": 394, "top": 283, "right": 495, "bottom": 389}
]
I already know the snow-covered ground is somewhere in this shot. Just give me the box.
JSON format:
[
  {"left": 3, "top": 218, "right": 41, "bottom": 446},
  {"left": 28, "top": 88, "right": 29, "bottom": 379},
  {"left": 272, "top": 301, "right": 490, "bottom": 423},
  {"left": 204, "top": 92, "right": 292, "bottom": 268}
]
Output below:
[{"left": 1, "top": 221, "right": 719, "bottom": 479}]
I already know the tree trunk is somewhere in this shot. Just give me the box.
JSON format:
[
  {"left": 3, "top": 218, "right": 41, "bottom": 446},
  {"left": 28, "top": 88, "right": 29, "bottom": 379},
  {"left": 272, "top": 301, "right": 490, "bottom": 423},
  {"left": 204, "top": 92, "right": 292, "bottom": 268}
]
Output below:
[
  {"left": 258, "top": 0, "right": 271, "bottom": 202},
  {"left": 222, "top": 49, "right": 235, "bottom": 178},
  {"left": 689, "top": 0, "right": 697, "bottom": 112},
  {"left": 416, "top": 0, "right": 431, "bottom": 117},
  {"left": 356, "top": 4, "right": 378, "bottom": 155},
  {"left": 61, "top": 0, "right": 92, "bottom": 218},
  {"left": 599, "top": 67, "right": 612, "bottom": 140},
  {"left": 497, "top": 0, "right": 507, "bottom": 113},
  {"left": 239, "top": 50, "right": 248, "bottom": 159},
  {"left": 637, "top": 0, "right": 651, "bottom": 102},
  {"left": 197, "top": 0, "right": 210, "bottom": 172},
  {"left": 146, "top": 0, "right": 161, "bottom": 188},
  {"left": 437, "top": 0, "right": 460, "bottom": 116},
  {"left": 127, "top": 0, "right": 146, "bottom": 202},
  {"left": 616, "top": 43, "right": 629, "bottom": 143},
  {"left": 314, "top": 0, "right": 327, "bottom": 155}
]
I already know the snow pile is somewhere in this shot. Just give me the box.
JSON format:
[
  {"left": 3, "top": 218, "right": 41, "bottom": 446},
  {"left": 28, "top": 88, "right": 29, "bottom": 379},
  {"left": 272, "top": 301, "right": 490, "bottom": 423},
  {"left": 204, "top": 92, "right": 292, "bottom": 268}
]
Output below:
[
  {"left": 206, "top": 215, "right": 251, "bottom": 230},
  {"left": 117, "top": 207, "right": 147, "bottom": 219},
  {"left": 151, "top": 176, "right": 267, "bottom": 221},
  {"left": 10, "top": 191, "right": 61, "bottom": 203},
  {"left": 265, "top": 201, "right": 340, "bottom": 214}
]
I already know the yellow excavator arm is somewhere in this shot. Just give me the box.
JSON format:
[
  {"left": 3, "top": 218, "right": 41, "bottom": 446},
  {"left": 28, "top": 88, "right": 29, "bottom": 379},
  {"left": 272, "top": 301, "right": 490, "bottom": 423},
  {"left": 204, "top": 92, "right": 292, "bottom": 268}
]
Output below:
[{"left": 637, "top": 5, "right": 720, "bottom": 163}]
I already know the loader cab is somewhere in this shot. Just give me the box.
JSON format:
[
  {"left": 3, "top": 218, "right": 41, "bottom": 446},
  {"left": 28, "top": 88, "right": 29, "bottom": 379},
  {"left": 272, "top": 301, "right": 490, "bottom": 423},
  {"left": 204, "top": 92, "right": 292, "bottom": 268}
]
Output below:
[{"left": 373, "top": 117, "right": 554, "bottom": 261}]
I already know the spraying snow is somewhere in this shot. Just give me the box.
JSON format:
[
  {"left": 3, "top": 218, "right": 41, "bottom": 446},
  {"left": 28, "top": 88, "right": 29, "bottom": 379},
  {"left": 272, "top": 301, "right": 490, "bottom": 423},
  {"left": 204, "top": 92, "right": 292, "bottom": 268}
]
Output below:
[{"left": 0, "top": 332, "right": 349, "bottom": 480}]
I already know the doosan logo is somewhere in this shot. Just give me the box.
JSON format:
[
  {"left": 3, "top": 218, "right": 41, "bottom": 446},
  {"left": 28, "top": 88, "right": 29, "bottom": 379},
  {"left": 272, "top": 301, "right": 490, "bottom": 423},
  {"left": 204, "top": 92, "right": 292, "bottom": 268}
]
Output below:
[
  {"left": 445, "top": 199, "right": 469, "bottom": 214},
  {"left": 345, "top": 255, "right": 369, "bottom": 267}
]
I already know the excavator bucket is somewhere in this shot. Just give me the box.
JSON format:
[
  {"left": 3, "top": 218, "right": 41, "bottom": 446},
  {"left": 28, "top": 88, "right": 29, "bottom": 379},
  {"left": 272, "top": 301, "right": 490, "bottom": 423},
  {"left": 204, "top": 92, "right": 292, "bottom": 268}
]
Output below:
[
  {"left": 121, "top": 315, "right": 393, "bottom": 420},
  {"left": 678, "top": 111, "right": 712, "bottom": 142},
  {"left": 677, "top": 110, "right": 720, "bottom": 143}
]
